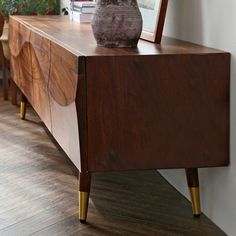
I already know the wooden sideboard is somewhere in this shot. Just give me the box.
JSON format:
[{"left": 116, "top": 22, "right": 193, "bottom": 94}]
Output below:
[{"left": 9, "top": 15, "right": 230, "bottom": 223}]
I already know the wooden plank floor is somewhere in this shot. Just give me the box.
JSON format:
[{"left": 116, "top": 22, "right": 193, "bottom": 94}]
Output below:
[{"left": 0, "top": 93, "right": 226, "bottom": 236}]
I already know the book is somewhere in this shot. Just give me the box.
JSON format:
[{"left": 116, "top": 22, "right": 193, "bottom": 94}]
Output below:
[
  {"left": 71, "top": 1, "right": 96, "bottom": 14},
  {"left": 70, "top": 11, "right": 94, "bottom": 23},
  {"left": 73, "top": 1, "right": 96, "bottom": 7},
  {"left": 73, "top": 5, "right": 96, "bottom": 14}
]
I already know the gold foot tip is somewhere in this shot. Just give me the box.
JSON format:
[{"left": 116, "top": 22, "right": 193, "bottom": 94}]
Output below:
[
  {"left": 194, "top": 213, "right": 201, "bottom": 217},
  {"left": 79, "top": 191, "right": 89, "bottom": 223},
  {"left": 20, "top": 102, "right": 26, "bottom": 120},
  {"left": 189, "top": 187, "right": 201, "bottom": 217},
  {"left": 193, "top": 209, "right": 201, "bottom": 217},
  {"left": 80, "top": 219, "right": 87, "bottom": 223}
]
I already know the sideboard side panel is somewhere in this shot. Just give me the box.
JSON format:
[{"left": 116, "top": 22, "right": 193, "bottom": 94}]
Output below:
[{"left": 86, "top": 54, "right": 230, "bottom": 172}]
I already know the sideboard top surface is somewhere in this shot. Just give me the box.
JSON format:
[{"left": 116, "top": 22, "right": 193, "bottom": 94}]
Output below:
[{"left": 10, "top": 15, "right": 227, "bottom": 57}]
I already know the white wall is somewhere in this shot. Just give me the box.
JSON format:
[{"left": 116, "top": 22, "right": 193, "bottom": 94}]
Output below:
[
  {"left": 161, "top": 0, "right": 236, "bottom": 235},
  {"left": 60, "top": 0, "right": 69, "bottom": 11}
]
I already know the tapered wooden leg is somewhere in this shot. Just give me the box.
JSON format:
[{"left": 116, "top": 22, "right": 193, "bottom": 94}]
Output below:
[
  {"left": 79, "top": 172, "right": 91, "bottom": 223},
  {"left": 20, "top": 93, "right": 27, "bottom": 120},
  {"left": 185, "top": 168, "right": 201, "bottom": 217},
  {"left": 2, "top": 56, "right": 8, "bottom": 100},
  {"left": 10, "top": 80, "right": 18, "bottom": 105}
]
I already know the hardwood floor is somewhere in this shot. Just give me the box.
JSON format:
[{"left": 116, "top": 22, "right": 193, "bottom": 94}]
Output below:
[{"left": 0, "top": 92, "right": 226, "bottom": 236}]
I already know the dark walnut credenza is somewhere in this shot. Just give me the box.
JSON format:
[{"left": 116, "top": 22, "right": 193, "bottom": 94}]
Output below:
[{"left": 9, "top": 15, "right": 230, "bottom": 223}]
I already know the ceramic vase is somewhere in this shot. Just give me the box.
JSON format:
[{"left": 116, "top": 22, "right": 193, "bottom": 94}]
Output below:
[{"left": 91, "top": 0, "right": 143, "bottom": 48}]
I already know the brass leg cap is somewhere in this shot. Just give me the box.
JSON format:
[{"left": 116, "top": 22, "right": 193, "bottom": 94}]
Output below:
[
  {"left": 79, "top": 191, "right": 89, "bottom": 223},
  {"left": 20, "top": 102, "right": 26, "bottom": 120},
  {"left": 189, "top": 187, "right": 201, "bottom": 216}
]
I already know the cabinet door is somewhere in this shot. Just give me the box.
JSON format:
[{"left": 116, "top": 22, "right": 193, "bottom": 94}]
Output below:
[
  {"left": 49, "top": 42, "right": 81, "bottom": 169},
  {"left": 30, "top": 31, "right": 51, "bottom": 130},
  {"left": 9, "top": 19, "right": 33, "bottom": 101}
]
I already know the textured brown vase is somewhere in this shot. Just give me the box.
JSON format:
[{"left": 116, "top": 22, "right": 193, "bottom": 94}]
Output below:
[{"left": 91, "top": 0, "right": 143, "bottom": 48}]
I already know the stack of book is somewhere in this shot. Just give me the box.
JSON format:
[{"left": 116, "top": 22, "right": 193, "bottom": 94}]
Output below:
[{"left": 70, "top": 0, "right": 96, "bottom": 23}]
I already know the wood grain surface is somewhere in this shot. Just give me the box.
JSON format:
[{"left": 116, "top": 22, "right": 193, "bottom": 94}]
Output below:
[
  {"left": 49, "top": 42, "right": 81, "bottom": 169},
  {"left": 86, "top": 54, "right": 230, "bottom": 171},
  {"left": 9, "top": 20, "right": 33, "bottom": 101},
  {"left": 186, "top": 168, "right": 199, "bottom": 187},
  {"left": 49, "top": 42, "right": 78, "bottom": 106},
  {"left": 9, "top": 18, "right": 51, "bottom": 130},
  {"left": 0, "top": 94, "right": 226, "bottom": 235},
  {"left": 30, "top": 31, "right": 51, "bottom": 130},
  {"left": 10, "top": 16, "right": 227, "bottom": 57}
]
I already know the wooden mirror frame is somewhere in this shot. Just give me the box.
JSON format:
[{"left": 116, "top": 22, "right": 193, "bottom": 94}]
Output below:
[{"left": 140, "top": 0, "right": 169, "bottom": 44}]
